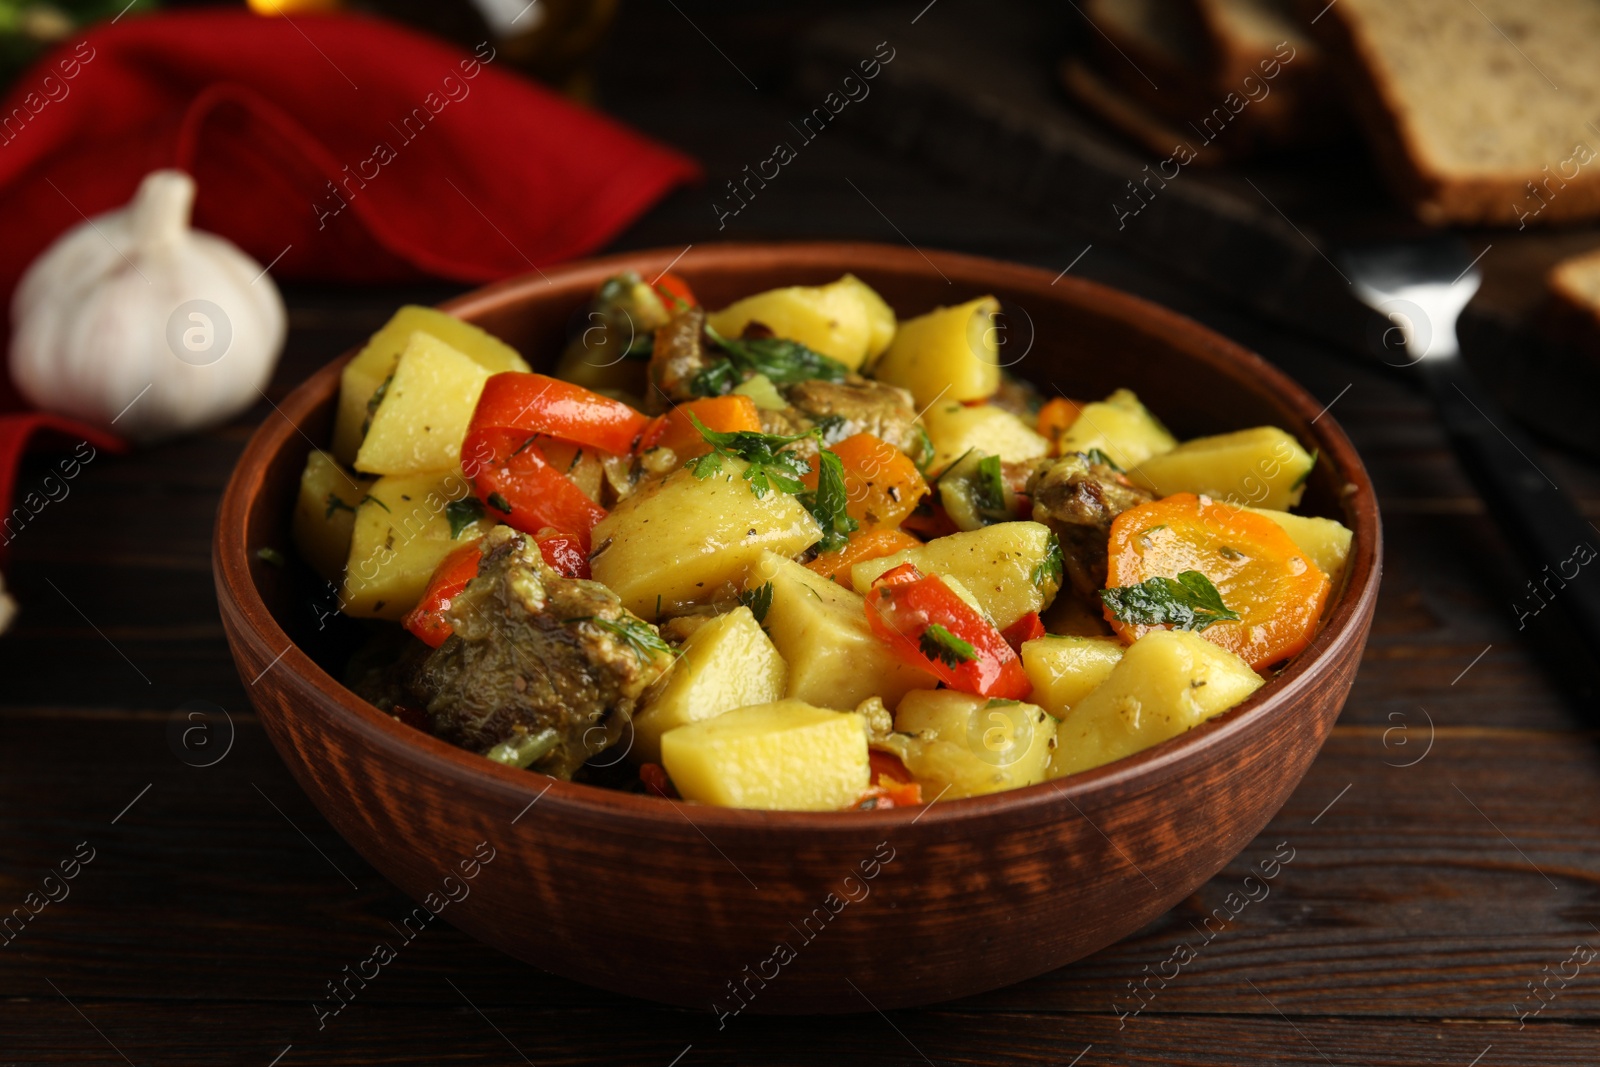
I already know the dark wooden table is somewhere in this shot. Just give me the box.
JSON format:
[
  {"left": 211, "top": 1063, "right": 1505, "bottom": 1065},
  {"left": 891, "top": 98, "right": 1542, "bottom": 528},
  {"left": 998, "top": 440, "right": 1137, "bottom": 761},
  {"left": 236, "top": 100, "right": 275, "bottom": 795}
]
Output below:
[{"left": 5, "top": 4, "right": 1599, "bottom": 1063}]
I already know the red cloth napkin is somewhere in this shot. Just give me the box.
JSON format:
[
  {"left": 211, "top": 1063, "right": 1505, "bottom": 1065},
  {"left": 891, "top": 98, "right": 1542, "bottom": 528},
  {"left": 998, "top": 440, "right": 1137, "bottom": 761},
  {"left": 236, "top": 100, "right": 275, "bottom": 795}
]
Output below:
[{"left": 0, "top": 9, "right": 700, "bottom": 568}]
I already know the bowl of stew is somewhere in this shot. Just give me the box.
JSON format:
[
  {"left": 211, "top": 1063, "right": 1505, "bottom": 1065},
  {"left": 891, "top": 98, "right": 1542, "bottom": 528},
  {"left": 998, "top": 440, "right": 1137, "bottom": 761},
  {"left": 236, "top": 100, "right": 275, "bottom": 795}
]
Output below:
[{"left": 215, "top": 241, "right": 1380, "bottom": 1013}]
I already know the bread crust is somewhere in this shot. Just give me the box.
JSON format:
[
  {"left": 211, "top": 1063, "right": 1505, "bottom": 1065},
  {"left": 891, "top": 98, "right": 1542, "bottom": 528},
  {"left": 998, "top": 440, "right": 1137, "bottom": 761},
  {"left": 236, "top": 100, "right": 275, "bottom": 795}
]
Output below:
[
  {"left": 1545, "top": 247, "right": 1600, "bottom": 354},
  {"left": 1311, "top": 0, "right": 1600, "bottom": 227}
]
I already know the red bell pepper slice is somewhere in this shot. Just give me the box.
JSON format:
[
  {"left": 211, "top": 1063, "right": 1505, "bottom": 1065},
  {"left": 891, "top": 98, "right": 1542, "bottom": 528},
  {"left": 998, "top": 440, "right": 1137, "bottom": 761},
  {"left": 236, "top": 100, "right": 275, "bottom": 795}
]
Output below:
[
  {"left": 470, "top": 372, "right": 649, "bottom": 455},
  {"left": 403, "top": 543, "right": 484, "bottom": 648},
  {"left": 462, "top": 427, "right": 608, "bottom": 549},
  {"left": 864, "top": 564, "right": 1032, "bottom": 699},
  {"left": 535, "top": 530, "right": 590, "bottom": 579},
  {"left": 651, "top": 271, "right": 697, "bottom": 310},
  {"left": 1000, "top": 611, "right": 1046, "bottom": 651}
]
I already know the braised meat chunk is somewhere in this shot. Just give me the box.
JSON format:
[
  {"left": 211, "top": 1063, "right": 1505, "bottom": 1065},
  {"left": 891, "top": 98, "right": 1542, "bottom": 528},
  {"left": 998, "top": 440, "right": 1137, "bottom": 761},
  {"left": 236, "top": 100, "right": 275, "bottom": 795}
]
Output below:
[
  {"left": 407, "top": 526, "right": 672, "bottom": 779},
  {"left": 645, "top": 305, "right": 713, "bottom": 412},
  {"left": 1029, "top": 453, "right": 1155, "bottom": 604},
  {"left": 785, "top": 376, "right": 923, "bottom": 456}
]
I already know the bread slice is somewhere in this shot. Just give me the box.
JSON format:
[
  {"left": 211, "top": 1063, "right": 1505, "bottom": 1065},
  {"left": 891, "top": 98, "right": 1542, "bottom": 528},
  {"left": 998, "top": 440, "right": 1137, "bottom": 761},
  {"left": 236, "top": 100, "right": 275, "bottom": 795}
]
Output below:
[
  {"left": 1314, "top": 0, "right": 1600, "bottom": 226},
  {"left": 1077, "top": 0, "right": 1336, "bottom": 156},
  {"left": 1547, "top": 245, "right": 1600, "bottom": 351}
]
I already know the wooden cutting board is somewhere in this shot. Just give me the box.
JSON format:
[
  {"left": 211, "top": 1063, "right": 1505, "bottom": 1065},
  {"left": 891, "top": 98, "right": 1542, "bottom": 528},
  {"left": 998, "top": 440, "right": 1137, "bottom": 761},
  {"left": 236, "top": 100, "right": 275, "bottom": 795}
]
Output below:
[{"left": 795, "top": 0, "right": 1600, "bottom": 458}]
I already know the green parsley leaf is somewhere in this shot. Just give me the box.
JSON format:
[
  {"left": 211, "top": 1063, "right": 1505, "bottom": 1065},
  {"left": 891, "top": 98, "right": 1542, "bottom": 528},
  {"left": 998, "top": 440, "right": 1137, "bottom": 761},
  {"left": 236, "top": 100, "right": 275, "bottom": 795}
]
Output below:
[
  {"left": 801, "top": 449, "right": 858, "bottom": 553},
  {"left": 985, "top": 698, "right": 1020, "bottom": 708},
  {"left": 704, "top": 324, "right": 850, "bottom": 386},
  {"left": 910, "top": 423, "right": 936, "bottom": 473},
  {"left": 324, "top": 492, "right": 356, "bottom": 520},
  {"left": 686, "top": 413, "right": 817, "bottom": 499},
  {"left": 486, "top": 491, "right": 513, "bottom": 515},
  {"left": 919, "top": 623, "right": 977, "bottom": 668},
  {"left": 446, "top": 497, "right": 486, "bottom": 539},
  {"left": 689, "top": 360, "right": 741, "bottom": 398},
  {"left": 360, "top": 493, "right": 390, "bottom": 514},
  {"left": 359, "top": 373, "right": 393, "bottom": 438},
  {"left": 568, "top": 615, "right": 678, "bottom": 665},
  {"left": 812, "top": 414, "right": 852, "bottom": 446},
  {"left": 1100, "top": 570, "right": 1241, "bottom": 632},
  {"left": 1083, "top": 447, "right": 1122, "bottom": 472},
  {"left": 1031, "top": 532, "right": 1063, "bottom": 590},
  {"left": 1291, "top": 448, "right": 1318, "bottom": 492},
  {"left": 738, "top": 582, "right": 774, "bottom": 624}
]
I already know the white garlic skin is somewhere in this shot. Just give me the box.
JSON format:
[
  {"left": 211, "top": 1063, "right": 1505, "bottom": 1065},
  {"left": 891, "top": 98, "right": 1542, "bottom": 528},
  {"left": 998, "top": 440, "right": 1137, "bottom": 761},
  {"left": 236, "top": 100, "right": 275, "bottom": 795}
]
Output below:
[{"left": 9, "top": 169, "right": 287, "bottom": 444}]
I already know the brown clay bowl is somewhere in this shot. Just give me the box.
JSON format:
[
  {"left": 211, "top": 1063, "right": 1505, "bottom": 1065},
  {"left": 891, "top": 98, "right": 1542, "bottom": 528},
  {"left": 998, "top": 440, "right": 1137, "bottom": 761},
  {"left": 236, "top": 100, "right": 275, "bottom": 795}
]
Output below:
[{"left": 215, "top": 242, "right": 1381, "bottom": 1014}]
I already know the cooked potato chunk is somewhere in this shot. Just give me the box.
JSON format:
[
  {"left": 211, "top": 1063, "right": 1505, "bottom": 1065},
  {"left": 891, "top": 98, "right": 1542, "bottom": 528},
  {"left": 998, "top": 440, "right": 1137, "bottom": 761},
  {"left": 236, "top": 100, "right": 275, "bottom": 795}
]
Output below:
[
  {"left": 1128, "top": 426, "right": 1314, "bottom": 512},
  {"left": 835, "top": 274, "right": 897, "bottom": 358},
  {"left": 661, "top": 700, "right": 870, "bottom": 810},
  {"left": 705, "top": 275, "right": 877, "bottom": 370},
  {"left": 332, "top": 306, "right": 528, "bottom": 464},
  {"left": 1048, "top": 630, "right": 1263, "bottom": 778},
  {"left": 880, "top": 690, "right": 1056, "bottom": 798},
  {"left": 291, "top": 450, "right": 372, "bottom": 582},
  {"left": 342, "top": 469, "right": 489, "bottom": 619},
  {"left": 1020, "top": 635, "right": 1125, "bottom": 718},
  {"left": 631, "top": 607, "right": 787, "bottom": 764},
  {"left": 747, "top": 552, "right": 936, "bottom": 709},
  {"left": 591, "top": 460, "right": 821, "bottom": 617},
  {"left": 354, "top": 334, "right": 492, "bottom": 476},
  {"left": 1056, "top": 388, "right": 1176, "bottom": 469},
  {"left": 1244, "top": 506, "right": 1352, "bottom": 582},
  {"left": 871, "top": 296, "right": 1000, "bottom": 407},
  {"left": 923, "top": 400, "right": 1050, "bottom": 472},
  {"left": 850, "top": 521, "right": 1061, "bottom": 629}
]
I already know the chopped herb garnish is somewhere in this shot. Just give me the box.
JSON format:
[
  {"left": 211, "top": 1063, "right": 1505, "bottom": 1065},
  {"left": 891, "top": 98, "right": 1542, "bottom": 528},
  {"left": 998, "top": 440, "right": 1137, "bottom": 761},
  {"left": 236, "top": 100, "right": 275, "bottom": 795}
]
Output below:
[
  {"left": 621, "top": 333, "right": 654, "bottom": 360},
  {"left": 910, "top": 423, "right": 935, "bottom": 473},
  {"left": 1031, "top": 532, "right": 1064, "bottom": 590},
  {"left": 686, "top": 413, "right": 817, "bottom": 498},
  {"left": 256, "top": 546, "right": 286, "bottom": 567},
  {"left": 919, "top": 623, "right": 977, "bottom": 668},
  {"left": 568, "top": 615, "right": 678, "bottom": 664},
  {"left": 739, "top": 582, "right": 774, "bottom": 623},
  {"left": 986, "top": 698, "right": 1020, "bottom": 708},
  {"left": 360, "top": 493, "right": 390, "bottom": 513},
  {"left": 446, "top": 497, "right": 486, "bottom": 539},
  {"left": 511, "top": 435, "right": 542, "bottom": 458},
  {"left": 1100, "top": 570, "right": 1240, "bottom": 632},
  {"left": 1291, "top": 449, "right": 1318, "bottom": 492},
  {"left": 324, "top": 493, "right": 356, "bottom": 520},
  {"left": 1083, "top": 447, "right": 1122, "bottom": 471},
  {"left": 1218, "top": 545, "right": 1243, "bottom": 561},
  {"left": 801, "top": 449, "right": 859, "bottom": 552},
  {"left": 486, "top": 491, "right": 513, "bottom": 514},
  {"left": 360, "top": 373, "right": 393, "bottom": 437},
  {"left": 812, "top": 414, "right": 852, "bottom": 446},
  {"left": 707, "top": 325, "right": 850, "bottom": 385}
]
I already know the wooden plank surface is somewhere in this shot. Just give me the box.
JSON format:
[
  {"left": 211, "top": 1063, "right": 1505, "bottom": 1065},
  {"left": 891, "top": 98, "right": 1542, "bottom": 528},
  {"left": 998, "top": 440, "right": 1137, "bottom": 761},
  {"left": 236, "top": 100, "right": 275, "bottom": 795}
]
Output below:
[{"left": 2, "top": 2, "right": 1597, "bottom": 1063}]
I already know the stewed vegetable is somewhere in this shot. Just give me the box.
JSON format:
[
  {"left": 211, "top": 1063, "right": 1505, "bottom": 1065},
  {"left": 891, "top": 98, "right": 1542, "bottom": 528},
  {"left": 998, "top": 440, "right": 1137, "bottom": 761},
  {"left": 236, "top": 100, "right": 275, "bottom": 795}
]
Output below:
[{"left": 293, "top": 270, "right": 1352, "bottom": 810}]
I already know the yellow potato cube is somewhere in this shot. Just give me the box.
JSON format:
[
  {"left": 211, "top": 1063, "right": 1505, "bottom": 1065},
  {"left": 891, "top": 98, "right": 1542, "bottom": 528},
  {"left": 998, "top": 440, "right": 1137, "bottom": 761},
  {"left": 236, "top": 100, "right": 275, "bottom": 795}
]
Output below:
[
  {"left": 661, "top": 700, "right": 870, "bottom": 811},
  {"left": 1244, "top": 506, "right": 1352, "bottom": 582},
  {"left": 591, "top": 461, "right": 821, "bottom": 617},
  {"left": 354, "top": 334, "right": 492, "bottom": 476},
  {"left": 872, "top": 296, "right": 1001, "bottom": 407},
  {"left": 341, "top": 469, "right": 488, "bottom": 619},
  {"left": 835, "top": 274, "right": 898, "bottom": 359},
  {"left": 747, "top": 552, "right": 936, "bottom": 710},
  {"left": 1049, "top": 630, "right": 1263, "bottom": 778},
  {"left": 1056, "top": 388, "right": 1177, "bottom": 469},
  {"left": 291, "top": 450, "right": 371, "bottom": 582},
  {"left": 1128, "top": 426, "right": 1315, "bottom": 512},
  {"left": 850, "top": 521, "right": 1060, "bottom": 629},
  {"left": 923, "top": 401, "right": 1050, "bottom": 472},
  {"left": 1020, "top": 635, "right": 1126, "bottom": 718},
  {"left": 705, "top": 275, "right": 875, "bottom": 369},
  {"left": 883, "top": 690, "right": 1056, "bottom": 798},
  {"left": 332, "top": 306, "right": 528, "bottom": 464},
  {"left": 631, "top": 607, "right": 788, "bottom": 765}
]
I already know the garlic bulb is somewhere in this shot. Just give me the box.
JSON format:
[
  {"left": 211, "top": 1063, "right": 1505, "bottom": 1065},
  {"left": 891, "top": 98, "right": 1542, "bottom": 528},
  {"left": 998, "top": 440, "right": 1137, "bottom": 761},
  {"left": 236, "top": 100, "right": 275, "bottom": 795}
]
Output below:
[{"left": 9, "top": 169, "right": 287, "bottom": 443}]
